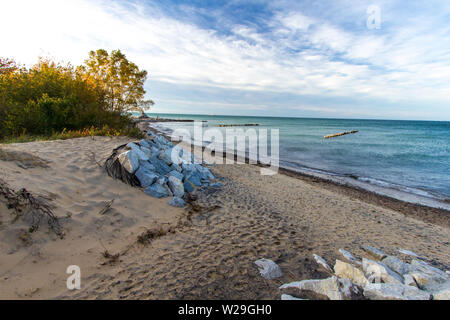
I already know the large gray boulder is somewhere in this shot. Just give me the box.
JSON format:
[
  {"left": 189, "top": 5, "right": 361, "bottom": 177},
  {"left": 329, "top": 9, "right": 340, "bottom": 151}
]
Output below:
[
  {"left": 153, "top": 135, "right": 171, "bottom": 147},
  {"left": 403, "top": 274, "right": 419, "bottom": 288},
  {"left": 198, "top": 166, "right": 215, "bottom": 180},
  {"left": 431, "top": 281, "right": 450, "bottom": 300},
  {"left": 362, "top": 245, "right": 387, "bottom": 261},
  {"left": 408, "top": 260, "right": 448, "bottom": 291},
  {"left": 139, "top": 139, "right": 152, "bottom": 149},
  {"left": 363, "top": 258, "right": 404, "bottom": 284},
  {"left": 150, "top": 155, "right": 172, "bottom": 175},
  {"left": 254, "top": 259, "right": 282, "bottom": 280},
  {"left": 127, "top": 142, "right": 150, "bottom": 161},
  {"left": 185, "top": 171, "right": 202, "bottom": 187},
  {"left": 168, "top": 197, "right": 187, "bottom": 208},
  {"left": 313, "top": 254, "right": 333, "bottom": 273},
  {"left": 334, "top": 260, "right": 369, "bottom": 287},
  {"left": 171, "top": 163, "right": 182, "bottom": 173},
  {"left": 158, "top": 148, "right": 174, "bottom": 166},
  {"left": 169, "top": 146, "right": 184, "bottom": 165},
  {"left": 280, "top": 277, "right": 344, "bottom": 300},
  {"left": 338, "top": 278, "right": 361, "bottom": 299},
  {"left": 144, "top": 184, "right": 171, "bottom": 198},
  {"left": 169, "top": 170, "right": 184, "bottom": 182},
  {"left": 168, "top": 176, "right": 185, "bottom": 198},
  {"left": 410, "top": 259, "right": 448, "bottom": 280},
  {"left": 339, "top": 249, "right": 362, "bottom": 266},
  {"left": 363, "top": 283, "right": 431, "bottom": 300},
  {"left": 183, "top": 181, "right": 195, "bottom": 193},
  {"left": 135, "top": 166, "right": 158, "bottom": 188},
  {"left": 118, "top": 150, "right": 139, "bottom": 174},
  {"left": 140, "top": 146, "right": 153, "bottom": 158},
  {"left": 382, "top": 256, "right": 413, "bottom": 275}
]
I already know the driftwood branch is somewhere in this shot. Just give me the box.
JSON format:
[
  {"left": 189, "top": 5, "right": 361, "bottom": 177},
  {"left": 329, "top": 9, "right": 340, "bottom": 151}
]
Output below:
[
  {"left": 0, "top": 178, "right": 63, "bottom": 238},
  {"left": 98, "top": 199, "right": 115, "bottom": 215}
]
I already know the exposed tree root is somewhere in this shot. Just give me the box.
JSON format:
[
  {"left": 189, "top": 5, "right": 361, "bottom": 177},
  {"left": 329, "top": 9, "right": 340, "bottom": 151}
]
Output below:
[{"left": 0, "top": 178, "right": 64, "bottom": 238}]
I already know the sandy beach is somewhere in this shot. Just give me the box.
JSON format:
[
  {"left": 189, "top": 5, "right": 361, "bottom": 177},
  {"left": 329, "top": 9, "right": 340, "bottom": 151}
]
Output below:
[{"left": 0, "top": 134, "right": 449, "bottom": 300}]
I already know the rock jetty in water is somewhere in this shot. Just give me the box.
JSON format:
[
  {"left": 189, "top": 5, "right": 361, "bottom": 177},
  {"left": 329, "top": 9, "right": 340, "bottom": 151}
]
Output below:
[
  {"left": 324, "top": 131, "right": 359, "bottom": 139},
  {"left": 216, "top": 124, "right": 260, "bottom": 127},
  {"left": 105, "top": 131, "right": 220, "bottom": 207}
]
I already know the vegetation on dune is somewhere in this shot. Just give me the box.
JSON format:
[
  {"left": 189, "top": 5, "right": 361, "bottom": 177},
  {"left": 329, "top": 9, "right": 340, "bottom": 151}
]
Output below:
[{"left": 0, "top": 50, "right": 152, "bottom": 143}]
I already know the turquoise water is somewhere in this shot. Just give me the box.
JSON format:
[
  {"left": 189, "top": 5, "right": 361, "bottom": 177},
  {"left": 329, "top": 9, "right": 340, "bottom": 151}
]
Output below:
[{"left": 144, "top": 113, "right": 450, "bottom": 206}]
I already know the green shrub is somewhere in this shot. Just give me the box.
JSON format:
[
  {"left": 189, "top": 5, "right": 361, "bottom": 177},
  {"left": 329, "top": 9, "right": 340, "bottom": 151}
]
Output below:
[{"left": 0, "top": 53, "right": 149, "bottom": 141}]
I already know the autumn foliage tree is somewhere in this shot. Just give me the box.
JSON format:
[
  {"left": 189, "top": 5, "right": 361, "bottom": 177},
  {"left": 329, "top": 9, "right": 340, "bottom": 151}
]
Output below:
[
  {"left": 0, "top": 58, "right": 23, "bottom": 75},
  {"left": 0, "top": 50, "right": 152, "bottom": 140},
  {"left": 78, "top": 49, "right": 154, "bottom": 115}
]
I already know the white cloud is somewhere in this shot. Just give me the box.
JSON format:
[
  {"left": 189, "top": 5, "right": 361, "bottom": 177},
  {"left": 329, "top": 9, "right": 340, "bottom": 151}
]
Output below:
[{"left": 1, "top": 0, "right": 450, "bottom": 116}]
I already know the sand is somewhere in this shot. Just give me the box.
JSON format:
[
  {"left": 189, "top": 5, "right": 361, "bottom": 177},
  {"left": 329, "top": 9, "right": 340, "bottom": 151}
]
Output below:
[{"left": 0, "top": 136, "right": 449, "bottom": 300}]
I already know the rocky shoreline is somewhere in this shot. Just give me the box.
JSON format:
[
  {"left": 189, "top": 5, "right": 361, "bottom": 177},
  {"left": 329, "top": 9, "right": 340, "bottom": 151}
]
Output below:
[
  {"left": 104, "top": 131, "right": 220, "bottom": 208},
  {"left": 258, "top": 246, "right": 449, "bottom": 300},
  {"left": 1, "top": 132, "right": 449, "bottom": 299},
  {"left": 138, "top": 120, "right": 449, "bottom": 227}
]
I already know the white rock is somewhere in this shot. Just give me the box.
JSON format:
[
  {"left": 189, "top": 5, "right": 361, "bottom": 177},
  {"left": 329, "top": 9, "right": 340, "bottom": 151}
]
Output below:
[
  {"left": 361, "top": 245, "right": 387, "bottom": 261},
  {"left": 281, "top": 294, "right": 306, "bottom": 301},
  {"left": 363, "top": 258, "right": 404, "bottom": 284},
  {"left": 170, "top": 147, "right": 183, "bottom": 166},
  {"left": 118, "top": 150, "right": 139, "bottom": 174},
  {"left": 338, "top": 278, "right": 360, "bottom": 299},
  {"left": 127, "top": 143, "right": 150, "bottom": 161},
  {"left": 254, "top": 259, "right": 282, "bottom": 280},
  {"left": 407, "top": 260, "right": 448, "bottom": 292},
  {"left": 398, "top": 248, "right": 421, "bottom": 258},
  {"left": 334, "top": 260, "right": 369, "bottom": 287},
  {"left": 280, "top": 277, "right": 344, "bottom": 300},
  {"left": 410, "top": 259, "right": 448, "bottom": 281},
  {"left": 363, "top": 283, "right": 431, "bottom": 300},
  {"left": 313, "top": 254, "right": 333, "bottom": 273},
  {"left": 409, "top": 270, "right": 448, "bottom": 292},
  {"left": 382, "top": 256, "right": 413, "bottom": 275},
  {"left": 167, "top": 176, "right": 185, "bottom": 198},
  {"left": 140, "top": 146, "right": 153, "bottom": 158},
  {"left": 409, "top": 272, "right": 430, "bottom": 289},
  {"left": 403, "top": 274, "right": 418, "bottom": 288},
  {"left": 431, "top": 281, "right": 450, "bottom": 300},
  {"left": 339, "top": 249, "right": 362, "bottom": 266}
]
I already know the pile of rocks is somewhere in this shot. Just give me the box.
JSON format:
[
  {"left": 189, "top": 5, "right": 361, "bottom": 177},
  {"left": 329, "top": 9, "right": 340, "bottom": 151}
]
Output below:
[
  {"left": 261, "top": 246, "right": 449, "bottom": 300},
  {"left": 116, "top": 132, "right": 220, "bottom": 207}
]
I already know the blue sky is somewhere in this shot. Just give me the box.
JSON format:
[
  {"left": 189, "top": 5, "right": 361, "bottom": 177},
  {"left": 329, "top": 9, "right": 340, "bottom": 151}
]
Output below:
[{"left": 2, "top": 0, "right": 450, "bottom": 120}]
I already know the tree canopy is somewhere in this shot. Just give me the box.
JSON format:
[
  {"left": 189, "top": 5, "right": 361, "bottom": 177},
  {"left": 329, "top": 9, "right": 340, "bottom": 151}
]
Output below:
[
  {"left": 0, "top": 49, "right": 151, "bottom": 140},
  {"left": 78, "top": 49, "right": 154, "bottom": 114}
]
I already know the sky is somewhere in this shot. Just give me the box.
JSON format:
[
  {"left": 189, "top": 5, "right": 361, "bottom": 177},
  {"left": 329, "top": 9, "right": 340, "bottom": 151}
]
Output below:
[{"left": 2, "top": 0, "right": 450, "bottom": 120}]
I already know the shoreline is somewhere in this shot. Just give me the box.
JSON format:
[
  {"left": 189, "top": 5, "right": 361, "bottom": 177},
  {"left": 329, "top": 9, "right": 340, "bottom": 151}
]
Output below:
[
  {"left": 139, "top": 121, "right": 449, "bottom": 228},
  {"left": 1, "top": 133, "right": 449, "bottom": 299},
  {"left": 145, "top": 118, "right": 449, "bottom": 210}
]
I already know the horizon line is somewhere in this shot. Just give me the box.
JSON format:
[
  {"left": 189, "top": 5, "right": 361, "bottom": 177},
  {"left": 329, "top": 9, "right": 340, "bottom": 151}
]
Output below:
[{"left": 145, "top": 111, "right": 450, "bottom": 123}]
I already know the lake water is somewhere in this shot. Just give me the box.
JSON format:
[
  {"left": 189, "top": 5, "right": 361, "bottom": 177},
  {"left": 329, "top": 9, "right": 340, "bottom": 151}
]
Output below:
[{"left": 143, "top": 113, "right": 450, "bottom": 209}]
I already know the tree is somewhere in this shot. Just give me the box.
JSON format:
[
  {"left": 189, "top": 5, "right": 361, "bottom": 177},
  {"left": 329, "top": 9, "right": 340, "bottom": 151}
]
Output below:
[
  {"left": 0, "top": 58, "right": 21, "bottom": 75},
  {"left": 78, "top": 49, "right": 154, "bottom": 114}
]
